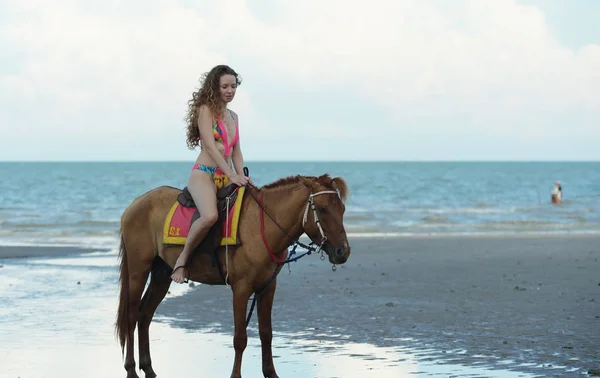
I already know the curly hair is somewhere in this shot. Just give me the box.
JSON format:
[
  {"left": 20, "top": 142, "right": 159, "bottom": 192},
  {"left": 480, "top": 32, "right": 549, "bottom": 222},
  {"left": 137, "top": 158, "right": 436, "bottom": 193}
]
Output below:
[{"left": 185, "top": 65, "right": 242, "bottom": 149}]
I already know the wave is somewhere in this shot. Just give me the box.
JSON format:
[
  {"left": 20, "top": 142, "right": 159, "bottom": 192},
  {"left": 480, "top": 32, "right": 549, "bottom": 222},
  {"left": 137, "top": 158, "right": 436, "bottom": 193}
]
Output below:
[
  {"left": 344, "top": 214, "right": 379, "bottom": 222},
  {"left": 0, "top": 221, "right": 119, "bottom": 229},
  {"left": 345, "top": 206, "right": 372, "bottom": 213},
  {"left": 0, "top": 228, "right": 118, "bottom": 235},
  {"left": 343, "top": 220, "right": 600, "bottom": 236},
  {"left": 0, "top": 222, "right": 65, "bottom": 229},
  {"left": 2, "top": 228, "right": 600, "bottom": 250},
  {"left": 345, "top": 224, "right": 383, "bottom": 233},
  {"left": 405, "top": 207, "right": 518, "bottom": 214},
  {"left": 421, "top": 216, "right": 449, "bottom": 223},
  {"left": 482, "top": 220, "right": 556, "bottom": 226},
  {"left": 344, "top": 230, "right": 600, "bottom": 238},
  {"left": 474, "top": 220, "right": 598, "bottom": 229},
  {"left": 565, "top": 215, "right": 587, "bottom": 223},
  {"left": 76, "top": 220, "right": 120, "bottom": 226},
  {"left": 0, "top": 234, "right": 119, "bottom": 249}
]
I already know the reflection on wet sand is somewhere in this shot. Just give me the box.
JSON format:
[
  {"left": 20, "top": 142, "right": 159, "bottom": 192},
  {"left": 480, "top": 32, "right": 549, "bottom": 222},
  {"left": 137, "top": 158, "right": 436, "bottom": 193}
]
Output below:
[{"left": 0, "top": 251, "right": 540, "bottom": 378}]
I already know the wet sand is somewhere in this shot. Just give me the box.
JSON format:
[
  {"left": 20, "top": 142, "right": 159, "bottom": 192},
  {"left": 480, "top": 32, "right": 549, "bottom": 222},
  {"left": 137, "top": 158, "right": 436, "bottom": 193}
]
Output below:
[
  {"left": 2, "top": 247, "right": 513, "bottom": 378},
  {"left": 1, "top": 235, "right": 598, "bottom": 377},
  {"left": 159, "top": 235, "right": 600, "bottom": 377},
  {"left": 0, "top": 245, "right": 106, "bottom": 259}
]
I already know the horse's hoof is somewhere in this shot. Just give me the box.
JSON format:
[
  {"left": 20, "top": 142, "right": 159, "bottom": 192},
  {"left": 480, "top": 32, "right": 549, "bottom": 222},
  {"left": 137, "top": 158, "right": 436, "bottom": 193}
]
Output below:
[
  {"left": 126, "top": 370, "right": 140, "bottom": 378},
  {"left": 141, "top": 365, "right": 157, "bottom": 378}
]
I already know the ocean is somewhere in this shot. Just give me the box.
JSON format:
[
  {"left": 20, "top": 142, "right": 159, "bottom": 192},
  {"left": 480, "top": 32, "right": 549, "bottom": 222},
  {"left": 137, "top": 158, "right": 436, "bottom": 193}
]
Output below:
[{"left": 0, "top": 161, "right": 599, "bottom": 248}]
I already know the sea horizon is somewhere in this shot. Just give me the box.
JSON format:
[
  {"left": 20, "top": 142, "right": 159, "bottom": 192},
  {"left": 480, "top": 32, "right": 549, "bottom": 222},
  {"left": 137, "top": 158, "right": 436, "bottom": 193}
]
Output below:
[{"left": 1, "top": 159, "right": 600, "bottom": 163}]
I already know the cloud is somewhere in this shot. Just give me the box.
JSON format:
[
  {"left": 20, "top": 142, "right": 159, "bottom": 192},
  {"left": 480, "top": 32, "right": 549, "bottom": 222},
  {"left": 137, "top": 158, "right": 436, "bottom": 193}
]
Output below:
[
  {"left": 237, "top": 0, "right": 600, "bottom": 138},
  {"left": 0, "top": 0, "right": 598, "bottom": 160}
]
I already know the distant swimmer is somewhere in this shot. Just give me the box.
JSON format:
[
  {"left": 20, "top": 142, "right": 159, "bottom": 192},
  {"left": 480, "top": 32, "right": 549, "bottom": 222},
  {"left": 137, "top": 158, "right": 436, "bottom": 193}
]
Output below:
[{"left": 551, "top": 181, "right": 562, "bottom": 204}]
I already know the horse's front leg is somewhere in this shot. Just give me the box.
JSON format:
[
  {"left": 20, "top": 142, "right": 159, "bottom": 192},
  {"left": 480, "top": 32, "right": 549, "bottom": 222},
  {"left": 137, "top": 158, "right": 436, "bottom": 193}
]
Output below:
[
  {"left": 257, "top": 277, "right": 278, "bottom": 378},
  {"left": 230, "top": 283, "right": 251, "bottom": 378}
]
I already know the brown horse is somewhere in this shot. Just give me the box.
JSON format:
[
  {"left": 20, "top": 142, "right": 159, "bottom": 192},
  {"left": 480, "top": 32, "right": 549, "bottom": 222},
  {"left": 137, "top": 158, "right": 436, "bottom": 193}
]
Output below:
[{"left": 115, "top": 173, "right": 350, "bottom": 378}]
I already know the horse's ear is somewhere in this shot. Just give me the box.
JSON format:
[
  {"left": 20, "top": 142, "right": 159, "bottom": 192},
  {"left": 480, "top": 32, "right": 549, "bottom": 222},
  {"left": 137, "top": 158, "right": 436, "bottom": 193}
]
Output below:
[
  {"left": 332, "top": 177, "right": 349, "bottom": 202},
  {"left": 297, "top": 175, "right": 318, "bottom": 190}
]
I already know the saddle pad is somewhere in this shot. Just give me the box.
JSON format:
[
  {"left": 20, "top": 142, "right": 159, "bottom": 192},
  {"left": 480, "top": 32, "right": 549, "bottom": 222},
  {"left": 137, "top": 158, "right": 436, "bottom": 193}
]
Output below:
[{"left": 163, "top": 186, "right": 245, "bottom": 246}]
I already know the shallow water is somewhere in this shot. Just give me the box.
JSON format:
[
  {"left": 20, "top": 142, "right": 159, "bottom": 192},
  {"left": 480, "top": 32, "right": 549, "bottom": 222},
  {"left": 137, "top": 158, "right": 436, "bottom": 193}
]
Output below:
[
  {"left": 1, "top": 161, "right": 599, "bottom": 247},
  {"left": 0, "top": 251, "right": 542, "bottom": 378}
]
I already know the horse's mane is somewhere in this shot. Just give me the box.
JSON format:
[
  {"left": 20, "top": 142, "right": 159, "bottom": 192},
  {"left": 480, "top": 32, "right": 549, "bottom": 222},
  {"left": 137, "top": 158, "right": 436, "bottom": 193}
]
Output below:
[
  {"left": 261, "top": 175, "right": 302, "bottom": 190},
  {"left": 260, "top": 174, "right": 349, "bottom": 201}
]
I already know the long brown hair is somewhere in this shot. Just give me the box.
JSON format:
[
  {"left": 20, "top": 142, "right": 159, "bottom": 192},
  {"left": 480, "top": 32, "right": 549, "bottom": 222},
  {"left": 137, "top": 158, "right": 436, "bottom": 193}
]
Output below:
[{"left": 185, "top": 65, "right": 242, "bottom": 149}]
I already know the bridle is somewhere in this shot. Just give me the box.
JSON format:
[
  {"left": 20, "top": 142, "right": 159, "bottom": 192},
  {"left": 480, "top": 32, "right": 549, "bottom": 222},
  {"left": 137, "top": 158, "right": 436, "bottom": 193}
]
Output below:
[
  {"left": 234, "top": 174, "right": 344, "bottom": 327},
  {"left": 302, "top": 190, "right": 341, "bottom": 253},
  {"left": 233, "top": 168, "right": 344, "bottom": 262},
  {"left": 251, "top": 187, "right": 341, "bottom": 263}
]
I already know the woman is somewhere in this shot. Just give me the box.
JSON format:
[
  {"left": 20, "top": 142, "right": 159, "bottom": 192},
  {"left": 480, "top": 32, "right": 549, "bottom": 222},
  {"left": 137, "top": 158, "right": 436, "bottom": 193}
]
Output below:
[
  {"left": 171, "top": 65, "right": 251, "bottom": 284},
  {"left": 551, "top": 181, "right": 562, "bottom": 204}
]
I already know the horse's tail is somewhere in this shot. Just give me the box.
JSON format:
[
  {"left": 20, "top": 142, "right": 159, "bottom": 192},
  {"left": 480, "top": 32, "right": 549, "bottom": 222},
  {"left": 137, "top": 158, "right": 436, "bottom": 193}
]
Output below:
[{"left": 115, "top": 232, "right": 129, "bottom": 357}]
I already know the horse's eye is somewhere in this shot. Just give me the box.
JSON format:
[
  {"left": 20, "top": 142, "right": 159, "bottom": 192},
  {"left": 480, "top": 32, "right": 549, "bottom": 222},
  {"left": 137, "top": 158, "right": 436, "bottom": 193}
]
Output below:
[{"left": 317, "top": 206, "right": 327, "bottom": 214}]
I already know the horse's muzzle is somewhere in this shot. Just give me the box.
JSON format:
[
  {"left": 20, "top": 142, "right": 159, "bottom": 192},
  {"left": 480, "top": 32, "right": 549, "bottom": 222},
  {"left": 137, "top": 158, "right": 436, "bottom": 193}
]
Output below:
[{"left": 328, "top": 242, "right": 350, "bottom": 264}]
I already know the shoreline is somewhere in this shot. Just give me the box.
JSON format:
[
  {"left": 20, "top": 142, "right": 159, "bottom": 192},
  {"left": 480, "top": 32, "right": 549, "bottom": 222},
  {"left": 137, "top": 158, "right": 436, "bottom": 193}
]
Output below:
[
  {"left": 338, "top": 230, "right": 600, "bottom": 239},
  {"left": 1, "top": 231, "right": 600, "bottom": 259},
  {"left": 0, "top": 245, "right": 109, "bottom": 259}
]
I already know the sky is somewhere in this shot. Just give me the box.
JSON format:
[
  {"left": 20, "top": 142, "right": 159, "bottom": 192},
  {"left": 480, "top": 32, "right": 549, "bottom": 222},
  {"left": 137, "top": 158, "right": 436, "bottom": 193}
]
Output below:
[{"left": 1, "top": 0, "right": 599, "bottom": 162}]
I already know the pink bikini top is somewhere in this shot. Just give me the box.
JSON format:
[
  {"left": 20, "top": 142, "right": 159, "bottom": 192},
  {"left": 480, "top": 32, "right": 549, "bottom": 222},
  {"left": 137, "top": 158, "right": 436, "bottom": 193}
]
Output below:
[{"left": 199, "top": 110, "right": 239, "bottom": 157}]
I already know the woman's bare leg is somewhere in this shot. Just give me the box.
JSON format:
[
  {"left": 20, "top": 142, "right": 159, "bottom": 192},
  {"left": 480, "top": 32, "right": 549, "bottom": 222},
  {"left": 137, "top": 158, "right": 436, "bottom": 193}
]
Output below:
[{"left": 171, "top": 171, "right": 219, "bottom": 284}]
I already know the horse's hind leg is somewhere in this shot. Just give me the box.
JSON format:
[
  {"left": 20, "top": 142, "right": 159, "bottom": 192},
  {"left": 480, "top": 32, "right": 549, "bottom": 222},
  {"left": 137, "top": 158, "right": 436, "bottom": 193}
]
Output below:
[
  {"left": 122, "top": 244, "right": 154, "bottom": 378},
  {"left": 138, "top": 258, "right": 172, "bottom": 378}
]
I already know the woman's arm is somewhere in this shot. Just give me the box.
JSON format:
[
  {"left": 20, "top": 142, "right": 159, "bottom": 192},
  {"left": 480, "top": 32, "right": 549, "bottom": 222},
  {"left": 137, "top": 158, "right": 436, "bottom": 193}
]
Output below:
[
  {"left": 232, "top": 143, "right": 244, "bottom": 175},
  {"left": 231, "top": 112, "right": 245, "bottom": 175},
  {"left": 197, "top": 105, "right": 235, "bottom": 177}
]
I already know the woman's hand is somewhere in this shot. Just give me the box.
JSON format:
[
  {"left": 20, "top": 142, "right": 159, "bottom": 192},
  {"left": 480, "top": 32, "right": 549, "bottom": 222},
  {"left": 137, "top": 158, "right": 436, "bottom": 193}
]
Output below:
[{"left": 229, "top": 174, "right": 250, "bottom": 187}]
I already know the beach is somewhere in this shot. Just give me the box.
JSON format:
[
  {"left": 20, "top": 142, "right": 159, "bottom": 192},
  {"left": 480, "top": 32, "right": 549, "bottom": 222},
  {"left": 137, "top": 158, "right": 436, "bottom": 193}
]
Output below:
[
  {"left": 1, "top": 234, "right": 598, "bottom": 377},
  {"left": 158, "top": 234, "right": 600, "bottom": 377}
]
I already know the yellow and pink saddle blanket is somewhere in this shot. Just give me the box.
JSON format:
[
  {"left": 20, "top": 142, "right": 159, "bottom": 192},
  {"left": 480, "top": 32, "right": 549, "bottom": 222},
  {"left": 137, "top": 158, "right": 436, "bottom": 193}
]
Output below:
[{"left": 163, "top": 185, "right": 246, "bottom": 248}]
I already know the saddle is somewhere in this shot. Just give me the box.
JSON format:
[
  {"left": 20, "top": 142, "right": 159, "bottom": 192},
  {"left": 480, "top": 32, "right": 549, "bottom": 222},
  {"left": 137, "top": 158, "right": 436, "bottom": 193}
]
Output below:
[
  {"left": 177, "top": 184, "right": 240, "bottom": 222},
  {"left": 171, "top": 183, "right": 244, "bottom": 284},
  {"left": 162, "top": 167, "right": 251, "bottom": 283},
  {"left": 176, "top": 183, "right": 242, "bottom": 253}
]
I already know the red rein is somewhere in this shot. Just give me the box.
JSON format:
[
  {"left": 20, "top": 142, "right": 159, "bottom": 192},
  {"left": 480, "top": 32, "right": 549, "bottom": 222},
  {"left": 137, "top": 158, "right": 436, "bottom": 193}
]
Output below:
[{"left": 258, "top": 192, "right": 287, "bottom": 264}]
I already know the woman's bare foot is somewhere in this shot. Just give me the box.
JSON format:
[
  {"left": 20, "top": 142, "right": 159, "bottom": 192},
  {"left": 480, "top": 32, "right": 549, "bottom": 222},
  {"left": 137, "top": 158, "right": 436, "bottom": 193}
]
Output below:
[{"left": 171, "top": 258, "right": 188, "bottom": 284}]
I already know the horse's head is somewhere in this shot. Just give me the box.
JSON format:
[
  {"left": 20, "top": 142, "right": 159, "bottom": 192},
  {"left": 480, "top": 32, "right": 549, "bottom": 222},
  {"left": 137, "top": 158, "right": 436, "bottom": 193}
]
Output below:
[{"left": 298, "top": 174, "right": 351, "bottom": 265}]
